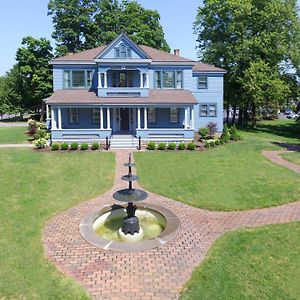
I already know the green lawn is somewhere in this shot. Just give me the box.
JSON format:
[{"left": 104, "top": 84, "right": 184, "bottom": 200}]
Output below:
[
  {"left": 135, "top": 120, "right": 300, "bottom": 211},
  {"left": 281, "top": 151, "right": 300, "bottom": 166},
  {"left": 0, "top": 149, "right": 114, "bottom": 299},
  {"left": 181, "top": 222, "right": 300, "bottom": 300},
  {"left": 0, "top": 126, "right": 28, "bottom": 144}
]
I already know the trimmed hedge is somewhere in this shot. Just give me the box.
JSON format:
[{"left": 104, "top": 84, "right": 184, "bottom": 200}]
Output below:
[
  {"left": 147, "top": 141, "right": 156, "bottom": 150},
  {"left": 51, "top": 143, "right": 59, "bottom": 151}
]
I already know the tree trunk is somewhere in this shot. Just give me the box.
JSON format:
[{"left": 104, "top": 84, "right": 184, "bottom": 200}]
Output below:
[
  {"left": 226, "top": 103, "right": 230, "bottom": 124},
  {"left": 238, "top": 108, "right": 243, "bottom": 125},
  {"left": 243, "top": 107, "right": 248, "bottom": 126},
  {"left": 40, "top": 102, "right": 45, "bottom": 122},
  {"left": 251, "top": 102, "right": 256, "bottom": 127},
  {"left": 232, "top": 105, "right": 237, "bottom": 125}
]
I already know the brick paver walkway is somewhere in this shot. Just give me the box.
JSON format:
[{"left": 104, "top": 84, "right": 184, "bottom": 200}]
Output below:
[{"left": 43, "top": 149, "right": 300, "bottom": 300}]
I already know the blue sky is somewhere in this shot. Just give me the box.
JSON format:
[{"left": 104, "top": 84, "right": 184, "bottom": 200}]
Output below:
[{"left": 0, "top": 0, "right": 299, "bottom": 76}]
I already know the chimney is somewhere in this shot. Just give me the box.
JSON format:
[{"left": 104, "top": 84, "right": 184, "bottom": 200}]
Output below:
[{"left": 174, "top": 49, "right": 180, "bottom": 56}]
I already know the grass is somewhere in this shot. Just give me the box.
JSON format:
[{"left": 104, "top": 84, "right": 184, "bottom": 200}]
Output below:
[
  {"left": 0, "top": 126, "right": 28, "bottom": 144},
  {"left": 181, "top": 222, "right": 300, "bottom": 300},
  {"left": 0, "top": 149, "right": 114, "bottom": 299},
  {"left": 135, "top": 120, "right": 300, "bottom": 211},
  {"left": 281, "top": 151, "right": 300, "bottom": 166}
]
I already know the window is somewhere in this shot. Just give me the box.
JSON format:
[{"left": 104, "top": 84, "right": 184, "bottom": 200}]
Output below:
[
  {"left": 154, "top": 71, "right": 183, "bottom": 89},
  {"left": 92, "top": 108, "right": 100, "bottom": 124},
  {"left": 200, "top": 104, "right": 217, "bottom": 117},
  {"left": 120, "top": 44, "right": 126, "bottom": 58},
  {"left": 198, "top": 76, "right": 208, "bottom": 89},
  {"left": 63, "top": 70, "right": 93, "bottom": 88},
  {"left": 170, "top": 108, "right": 179, "bottom": 123},
  {"left": 148, "top": 108, "right": 156, "bottom": 124},
  {"left": 69, "top": 108, "right": 78, "bottom": 123},
  {"left": 115, "top": 43, "right": 132, "bottom": 58}
]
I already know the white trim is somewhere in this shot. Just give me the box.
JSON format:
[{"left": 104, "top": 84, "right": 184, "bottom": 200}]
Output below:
[
  {"left": 106, "top": 107, "right": 111, "bottom": 129},
  {"left": 100, "top": 108, "right": 103, "bottom": 129},
  {"left": 57, "top": 107, "right": 62, "bottom": 129},
  {"left": 137, "top": 107, "right": 141, "bottom": 129},
  {"left": 94, "top": 59, "right": 151, "bottom": 64},
  {"left": 184, "top": 108, "right": 188, "bottom": 129},
  {"left": 46, "top": 105, "right": 49, "bottom": 120},
  {"left": 49, "top": 61, "right": 96, "bottom": 65},
  {"left": 144, "top": 107, "right": 148, "bottom": 129},
  {"left": 51, "top": 108, "right": 57, "bottom": 129},
  {"left": 191, "top": 106, "right": 195, "bottom": 130}
]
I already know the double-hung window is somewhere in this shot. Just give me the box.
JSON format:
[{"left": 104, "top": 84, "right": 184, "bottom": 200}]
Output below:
[
  {"left": 63, "top": 70, "right": 93, "bottom": 88},
  {"left": 169, "top": 108, "right": 179, "bottom": 123},
  {"left": 154, "top": 71, "right": 183, "bottom": 89},
  {"left": 200, "top": 104, "right": 217, "bottom": 117},
  {"left": 198, "top": 76, "right": 208, "bottom": 89},
  {"left": 92, "top": 108, "right": 100, "bottom": 124},
  {"left": 148, "top": 108, "right": 156, "bottom": 124},
  {"left": 69, "top": 108, "right": 79, "bottom": 123}
]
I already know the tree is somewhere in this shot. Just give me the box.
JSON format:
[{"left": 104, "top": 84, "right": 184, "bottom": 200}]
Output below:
[
  {"left": 194, "top": 0, "right": 300, "bottom": 125},
  {"left": 48, "top": 0, "right": 170, "bottom": 56},
  {"left": 15, "top": 36, "right": 53, "bottom": 112}
]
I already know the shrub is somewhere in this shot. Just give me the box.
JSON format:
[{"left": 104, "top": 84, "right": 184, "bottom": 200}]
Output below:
[
  {"left": 70, "top": 142, "right": 78, "bottom": 151},
  {"left": 204, "top": 141, "right": 210, "bottom": 148},
  {"left": 210, "top": 140, "right": 215, "bottom": 147},
  {"left": 198, "top": 127, "right": 209, "bottom": 139},
  {"left": 221, "top": 124, "right": 230, "bottom": 142},
  {"left": 207, "top": 122, "right": 217, "bottom": 137},
  {"left": 80, "top": 143, "right": 89, "bottom": 150},
  {"left": 147, "top": 141, "right": 156, "bottom": 150},
  {"left": 34, "top": 138, "right": 47, "bottom": 149},
  {"left": 91, "top": 142, "right": 99, "bottom": 150},
  {"left": 157, "top": 142, "right": 166, "bottom": 150},
  {"left": 168, "top": 143, "right": 176, "bottom": 150},
  {"left": 51, "top": 143, "right": 60, "bottom": 151},
  {"left": 187, "top": 142, "right": 196, "bottom": 150},
  {"left": 27, "top": 119, "right": 46, "bottom": 137},
  {"left": 219, "top": 138, "right": 224, "bottom": 145},
  {"left": 230, "top": 124, "right": 240, "bottom": 141},
  {"left": 178, "top": 142, "right": 185, "bottom": 150},
  {"left": 61, "top": 143, "right": 68, "bottom": 150},
  {"left": 215, "top": 139, "right": 220, "bottom": 145}
]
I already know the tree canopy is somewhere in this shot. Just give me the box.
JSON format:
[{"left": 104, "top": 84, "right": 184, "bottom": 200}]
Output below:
[
  {"left": 194, "top": 0, "right": 300, "bottom": 125},
  {"left": 48, "top": 0, "right": 170, "bottom": 56}
]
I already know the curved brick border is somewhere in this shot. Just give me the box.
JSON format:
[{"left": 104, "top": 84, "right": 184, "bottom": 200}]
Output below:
[{"left": 43, "top": 150, "right": 300, "bottom": 300}]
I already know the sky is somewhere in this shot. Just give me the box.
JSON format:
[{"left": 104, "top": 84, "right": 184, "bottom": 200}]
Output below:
[{"left": 0, "top": 0, "right": 201, "bottom": 76}]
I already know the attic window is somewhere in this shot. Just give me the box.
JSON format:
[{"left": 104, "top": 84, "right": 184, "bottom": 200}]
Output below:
[{"left": 115, "top": 43, "right": 132, "bottom": 58}]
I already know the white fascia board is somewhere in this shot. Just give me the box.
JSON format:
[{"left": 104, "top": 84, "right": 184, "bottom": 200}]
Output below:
[
  {"left": 150, "top": 61, "right": 195, "bottom": 66},
  {"left": 193, "top": 70, "right": 227, "bottom": 75},
  {"left": 94, "top": 59, "right": 151, "bottom": 64},
  {"left": 49, "top": 60, "right": 96, "bottom": 65}
]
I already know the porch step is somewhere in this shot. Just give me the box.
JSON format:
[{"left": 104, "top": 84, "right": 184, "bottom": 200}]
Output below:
[{"left": 110, "top": 135, "right": 139, "bottom": 149}]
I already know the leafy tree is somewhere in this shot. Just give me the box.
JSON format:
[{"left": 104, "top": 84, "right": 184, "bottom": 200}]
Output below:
[
  {"left": 194, "top": 0, "right": 300, "bottom": 125},
  {"left": 15, "top": 36, "right": 53, "bottom": 112},
  {"left": 48, "top": 0, "right": 170, "bottom": 56}
]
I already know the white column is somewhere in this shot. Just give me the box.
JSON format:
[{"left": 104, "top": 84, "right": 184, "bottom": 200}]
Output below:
[
  {"left": 140, "top": 72, "right": 143, "bottom": 88},
  {"left": 98, "top": 72, "right": 102, "bottom": 88},
  {"left": 100, "top": 108, "right": 103, "bottom": 129},
  {"left": 46, "top": 105, "right": 49, "bottom": 120},
  {"left": 144, "top": 107, "right": 148, "bottom": 129},
  {"left": 184, "top": 108, "right": 188, "bottom": 129},
  {"left": 106, "top": 107, "right": 111, "bottom": 129},
  {"left": 145, "top": 73, "right": 149, "bottom": 88},
  {"left": 57, "top": 107, "right": 62, "bottom": 130},
  {"left": 51, "top": 108, "right": 57, "bottom": 129},
  {"left": 104, "top": 72, "right": 107, "bottom": 88},
  {"left": 191, "top": 106, "right": 195, "bottom": 129},
  {"left": 137, "top": 107, "right": 141, "bottom": 129}
]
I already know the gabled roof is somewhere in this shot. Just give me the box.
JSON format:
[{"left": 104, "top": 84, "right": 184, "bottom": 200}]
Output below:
[
  {"left": 45, "top": 89, "right": 197, "bottom": 105},
  {"left": 193, "top": 62, "right": 226, "bottom": 73}
]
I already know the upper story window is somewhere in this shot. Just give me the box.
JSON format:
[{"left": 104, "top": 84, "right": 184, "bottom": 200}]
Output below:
[
  {"left": 63, "top": 70, "right": 93, "bottom": 88},
  {"left": 200, "top": 104, "right": 217, "bottom": 117},
  {"left": 115, "top": 43, "right": 132, "bottom": 58},
  {"left": 154, "top": 71, "right": 183, "bottom": 89},
  {"left": 198, "top": 76, "right": 208, "bottom": 89}
]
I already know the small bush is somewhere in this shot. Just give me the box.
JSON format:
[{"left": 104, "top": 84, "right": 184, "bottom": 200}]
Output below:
[
  {"left": 70, "top": 142, "right": 78, "bottom": 151},
  {"left": 61, "top": 143, "right": 68, "bottom": 150},
  {"left": 34, "top": 138, "right": 47, "bottom": 149},
  {"left": 157, "top": 142, "right": 166, "bottom": 150},
  {"left": 215, "top": 139, "right": 220, "bottom": 145},
  {"left": 204, "top": 141, "right": 210, "bottom": 148},
  {"left": 80, "top": 143, "right": 89, "bottom": 150},
  {"left": 219, "top": 138, "right": 224, "bottom": 145},
  {"left": 210, "top": 140, "right": 215, "bottom": 147},
  {"left": 168, "top": 143, "right": 176, "bottom": 150},
  {"left": 207, "top": 122, "right": 217, "bottom": 137},
  {"left": 51, "top": 143, "right": 59, "bottom": 151},
  {"left": 91, "top": 142, "right": 99, "bottom": 150},
  {"left": 147, "top": 141, "right": 156, "bottom": 150},
  {"left": 198, "top": 127, "right": 209, "bottom": 139},
  {"left": 178, "top": 142, "right": 185, "bottom": 150},
  {"left": 230, "top": 124, "right": 240, "bottom": 141},
  {"left": 187, "top": 142, "right": 195, "bottom": 150},
  {"left": 221, "top": 124, "right": 230, "bottom": 142}
]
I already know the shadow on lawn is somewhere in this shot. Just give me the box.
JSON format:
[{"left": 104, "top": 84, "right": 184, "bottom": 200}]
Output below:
[{"left": 271, "top": 142, "right": 300, "bottom": 152}]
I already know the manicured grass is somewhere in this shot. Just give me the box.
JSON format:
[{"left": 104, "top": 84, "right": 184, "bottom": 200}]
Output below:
[
  {"left": 239, "top": 119, "right": 300, "bottom": 144},
  {"left": 0, "top": 126, "right": 28, "bottom": 144},
  {"left": 281, "top": 151, "right": 300, "bottom": 166},
  {"left": 181, "top": 222, "right": 300, "bottom": 300},
  {"left": 0, "top": 149, "right": 114, "bottom": 299},
  {"left": 135, "top": 137, "right": 300, "bottom": 211}
]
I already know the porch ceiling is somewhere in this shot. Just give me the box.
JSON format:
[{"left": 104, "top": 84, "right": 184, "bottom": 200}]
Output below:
[{"left": 45, "top": 89, "right": 197, "bottom": 105}]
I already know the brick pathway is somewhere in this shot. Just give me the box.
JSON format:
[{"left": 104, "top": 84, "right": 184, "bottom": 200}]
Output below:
[{"left": 43, "top": 150, "right": 300, "bottom": 300}]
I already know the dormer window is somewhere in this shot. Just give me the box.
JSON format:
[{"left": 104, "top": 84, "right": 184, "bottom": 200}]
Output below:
[{"left": 115, "top": 43, "right": 132, "bottom": 58}]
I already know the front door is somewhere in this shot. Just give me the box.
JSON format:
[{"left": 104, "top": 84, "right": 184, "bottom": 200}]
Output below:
[{"left": 120, "top": 108, "right": 129, "bottom": 131}]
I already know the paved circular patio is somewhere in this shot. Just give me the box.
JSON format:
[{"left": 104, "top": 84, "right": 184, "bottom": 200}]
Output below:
[{"left": 43, "top": 149, "right": 300, "bottom": 300}]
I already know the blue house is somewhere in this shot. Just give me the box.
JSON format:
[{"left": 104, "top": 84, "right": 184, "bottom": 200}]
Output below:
[{"left": 45, "top": 33, "right": 226, "bottom": 148}]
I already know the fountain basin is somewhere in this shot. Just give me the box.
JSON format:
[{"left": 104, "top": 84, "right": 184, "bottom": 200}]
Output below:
[{"left": 80, "top": 203, "right": 180, "bottom": 252}]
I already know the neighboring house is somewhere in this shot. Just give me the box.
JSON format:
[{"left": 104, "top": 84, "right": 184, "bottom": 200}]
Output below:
[{"left": 45, "top": 33, "right": 226, "bottom": 147}]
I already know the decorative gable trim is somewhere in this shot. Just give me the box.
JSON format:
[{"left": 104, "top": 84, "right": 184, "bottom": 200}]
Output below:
[{"left": 95, "top": 33, "right": 150, "bottom": 60}]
